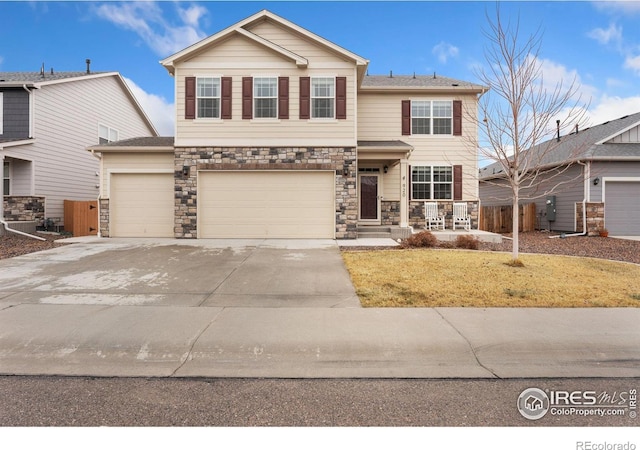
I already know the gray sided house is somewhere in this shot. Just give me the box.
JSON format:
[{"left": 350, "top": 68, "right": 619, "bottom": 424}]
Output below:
[
  {"left": 479, "top": 112, "right": 640, "bottom": 236},
  {"left": 89, "top": 10, "right": 487, "bottom": 240},
  {"left": 0, "top": 69, "right": 157, "bottom": 233}
]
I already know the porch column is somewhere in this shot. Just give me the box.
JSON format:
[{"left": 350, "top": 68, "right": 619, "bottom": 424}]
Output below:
[{"left": 400, "top": 159, "right": 409, "bottom": 227}]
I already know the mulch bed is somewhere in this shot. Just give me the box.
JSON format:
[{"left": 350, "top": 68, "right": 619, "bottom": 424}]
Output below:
[{"left": 0, "top": 233, "right": 69, "bottom": 260}]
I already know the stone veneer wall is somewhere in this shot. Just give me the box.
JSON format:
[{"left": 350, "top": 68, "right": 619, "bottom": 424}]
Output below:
[
  {"left": 409, "top": 200, "right": 480, "bottom": 230},
  {"left": 576, "top": 202, "right": 604, "bottom": 236},
  {"left": 381, "top": 201, "right": 401, "bottom": 226},
  {"left": 3, "top": 196, "right": 45, "bottom": 222},
  {"left": 174, "top": 147, "right": 358, "bottom": 239},
  {"left": 99, "top": 199, "right": 110, "bottom": 237}
]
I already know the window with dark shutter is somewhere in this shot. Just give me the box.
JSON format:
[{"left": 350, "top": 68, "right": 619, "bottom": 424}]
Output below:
[
  {"left": 221, "top": 77, "right": 232, "bottom": 119},
  {"left": 336, "top": 76, "right": 346, "bottom": 119},
  {"left": 453, "top": 100, "right": 462, "bottom": 136},
  {"left": 278, "top": 77, "right": 289, "bottom": 119},
  {"left": 242, "top": 77, "right": 253, "bottom": 119},
  {"left": 453, "top": 165, "right": 463, "bottom": 200},
  {"left": 185, "top": 77, "right": 196, "bottom": 120},
  {"left": 299, "top": 76, "right": 310, "bottom": 119},
  {"left": 401, "top": 100, "right": 411, "bottom": 135}
]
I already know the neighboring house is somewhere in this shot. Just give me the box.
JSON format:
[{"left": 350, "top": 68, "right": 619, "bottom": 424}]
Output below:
[
  {"left": 479, "top": 111, "right": 640, "bottom": 236},
  {"left": 0, "top": 68, "right": 157, "bottom": 233},
  {"left": 89, "top": 10, "right": 486, "bottom": 239}
]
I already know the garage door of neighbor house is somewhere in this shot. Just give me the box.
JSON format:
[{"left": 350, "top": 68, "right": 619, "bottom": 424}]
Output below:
[
  {"left": 110, "top": 173, "right": 174, "bottom": 238},
  {"left": 605, "top": 181, "right": 640, "bottom": 236},
  {"left": 198, "top": 171, "right": 335, "bottom": 238}
]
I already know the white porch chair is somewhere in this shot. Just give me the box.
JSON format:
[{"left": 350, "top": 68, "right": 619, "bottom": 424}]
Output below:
[
  {"left": 453, "top": 202, "right": 471, "bottom": 231},
  {"left": 424, "top": 202, "right": 445, "bottom": 230}
]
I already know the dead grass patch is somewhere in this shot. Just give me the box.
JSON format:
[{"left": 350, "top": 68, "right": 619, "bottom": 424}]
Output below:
[{"left": 341, "top": 249, "right": 640, "bottom": 307}]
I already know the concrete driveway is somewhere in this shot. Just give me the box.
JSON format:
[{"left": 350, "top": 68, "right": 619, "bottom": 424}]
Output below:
[{"left": 0, "top": 238, "right": 360, "bottom": 309}]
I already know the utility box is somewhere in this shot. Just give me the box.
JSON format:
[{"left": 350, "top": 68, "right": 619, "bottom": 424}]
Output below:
[{"left": 546, "top": 196, "right": 556, "bottom": 222}]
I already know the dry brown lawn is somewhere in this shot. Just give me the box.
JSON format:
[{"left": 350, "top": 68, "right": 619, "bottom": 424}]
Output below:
[{"left": 341, "top": 249, "right": 640, "bottom": 307}]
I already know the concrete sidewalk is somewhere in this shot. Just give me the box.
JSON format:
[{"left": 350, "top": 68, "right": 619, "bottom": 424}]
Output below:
[{"left": 0, "top": 238, "right": 638, "bottom": 379}]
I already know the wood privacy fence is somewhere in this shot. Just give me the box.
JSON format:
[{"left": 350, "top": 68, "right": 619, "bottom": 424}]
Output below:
[
  {"left": 480, "top": 203, "right": 537, "bottom": 233},
  {"left": 64, "top": 200, "right": 99, "bottom": 237}
]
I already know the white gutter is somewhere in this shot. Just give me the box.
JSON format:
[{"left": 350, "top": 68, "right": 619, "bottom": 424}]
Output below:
[{"left": 1, "top": 220, "right": 46, "bottom": 241}]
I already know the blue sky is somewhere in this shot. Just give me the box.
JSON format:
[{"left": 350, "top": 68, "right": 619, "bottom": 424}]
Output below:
[{"left": 2, "top": 1, "right": 640, "bottom": 136}]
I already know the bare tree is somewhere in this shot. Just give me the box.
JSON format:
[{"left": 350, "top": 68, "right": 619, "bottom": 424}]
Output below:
[{"left": 476, "top": 8, "right": 588, "bottom": 263}]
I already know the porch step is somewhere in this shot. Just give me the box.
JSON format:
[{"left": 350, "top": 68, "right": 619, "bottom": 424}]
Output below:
[{"left": 357, "top": 226, "right": 392, "bottom": 239}]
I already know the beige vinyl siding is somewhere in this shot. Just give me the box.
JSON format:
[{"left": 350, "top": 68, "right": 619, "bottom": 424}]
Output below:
[
  {"left": 382, "top": 165, "right": 400, "bottom": 200},
  {"left": 358, "top": 92, "right": 479, "bottom": 200},
  {"left": 100, "top": 152, "right": 174, "bottom": 198},
  {"left": 606, "top": 125, "right": 640, "bottom": 143},
  {"left": 175, "top": 32, "right": 357, "bottom": 147},
  {"left": 245, "top": 20, "right": 353, "bottom": 64},
  {"left": 6, "top": 75, "right": 156, "bottom": 224},
  {"left": 480, "top": 164, "right": 585, "bottom": 231}
]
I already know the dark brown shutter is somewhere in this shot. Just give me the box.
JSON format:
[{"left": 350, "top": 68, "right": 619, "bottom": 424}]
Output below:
[
  {"left": 185, "top": 76, "right": 196, "bottom": 120},
  {"left": 401, "top": 100, "right": 411, "bottom": 135},
  {"left": 221, "top": 77, "right": 232, "bottom": 119},
  {"left": 453, "top": 165, "right": 463, "bottom": 200},
  {"left": 336, "top": 76, "right": 347, "bottom": 119},
  {"left": 453, "top": 100, "right": 462, "bottom": 136},
  {"left": 278, "top": 77, "right": 289, "bottom": 119},
  {"left": 299, "top": 76, "right": 310, "bottom": 119},
  {"left": 242, "top": 77, "right": 253, "bottom": 120}
]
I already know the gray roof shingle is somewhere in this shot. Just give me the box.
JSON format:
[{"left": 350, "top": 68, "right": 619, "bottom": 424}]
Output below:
[
  {"left": 0, "top": 71, "right": 106, "bottom": 84},
  {"left": 361, "top": 74, "right": 486, "bottom": 90},
  {"left": 479, "top": 112, "right": 640, "bottom": 178}
]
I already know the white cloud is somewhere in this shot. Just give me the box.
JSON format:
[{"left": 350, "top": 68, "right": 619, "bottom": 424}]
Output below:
[
  {"left": 623, "top": 54, "right": 640, "bottom": 75},
  {"left": 571, "top": 95, "right": 640, "bottom": 129},
  {"left": 94, "top": 2, "right": 208, "bottom": 57},
  {"left": 593, "top": 1, "right": 640, "bottom": 14},
  {"left": 432, "top": 41, "right": 459, "bottom": 64},
  {"left": 587, "top": 23, "right": 623, "bottom": 46},
  {"left": 535, "top": 57, "right": 598, "bottom": 104},
  {"left": 123, "top": 77, "right": 175, "bottom": 136}
]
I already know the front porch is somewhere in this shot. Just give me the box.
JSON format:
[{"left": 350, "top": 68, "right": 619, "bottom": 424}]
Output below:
[{"left": 355, "top": 224, "right": 502, "bottom": 243}]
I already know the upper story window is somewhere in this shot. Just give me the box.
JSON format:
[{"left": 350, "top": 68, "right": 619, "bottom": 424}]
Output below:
[
  {"left": 197, "top": 77, "right": 220, "bottom": 119},
  {"left": 254, "top": 77, "right": 277, "bottom": 119},
  {"left": 98, "top": 124, "right": 118, "bottom": 144},
  {"left": 311, "top": 77, "right": 335, "bottom": 119},
  {"left": 402, "top": 99, "right": 460, "bottom": 136},
  {"left": 411, "top": 100, "right": 452, "bottom": 135}
]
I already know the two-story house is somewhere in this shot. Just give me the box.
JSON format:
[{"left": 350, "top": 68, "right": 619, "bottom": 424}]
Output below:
[
  {"left": 0, "top": 68, "right": 157, "bottom": 234},
  {"left": 91, "top": 10, "right": 486, "bottom": 239}
]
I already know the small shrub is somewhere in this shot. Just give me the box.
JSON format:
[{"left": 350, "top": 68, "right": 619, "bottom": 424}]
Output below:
[
  {"left": 455, "top": 235, "right": 480, "bottom": 250},
  {"left": 504, "top": 288, "right": 536, "bottom": 298},
  {"left": 401, "top": 230, "right": 438, "bottom": 248},
  {"left": 630, "top": 293, "right": 640, "bottom": 301}
]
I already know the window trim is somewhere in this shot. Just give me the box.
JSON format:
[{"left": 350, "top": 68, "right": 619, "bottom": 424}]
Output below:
[
  {"left": 196, "top": 76, "right": 221, "bottom": 119},
  {"left": 98, "top": 124, "right": 119, "bottom": 144},
  {"left": 411, "top": 165, "right": 453, "bottom": 200},
  {"left": 311, "top": 76, "right": 336, "bottom": 120},
  {"left": 3, "top": 160, "right": 10, "bottom": 196},
  {"left": 410, "top": 100, "right": 453, "bottom": 136},
  {"left": 253, "top": 76, "right": 278, "bottom": 120}
]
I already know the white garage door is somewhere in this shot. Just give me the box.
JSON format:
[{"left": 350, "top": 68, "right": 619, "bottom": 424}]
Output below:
[
  {"left": 110, "top": 173, "right": 174, "bottom": 237},
  {"left": 198, "top": 171, "right": 335, "bottom": 238},
  {"left": 605, "top": 181, "right": 640, "bottom": 236}
]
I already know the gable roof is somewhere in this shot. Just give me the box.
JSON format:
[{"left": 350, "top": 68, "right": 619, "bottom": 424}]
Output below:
[
  {"left": 479, "top": 111, "right": 640, "bottom": 180},
  {"left": 0, "top": 71, "right": 158, "bottom": 136},
  {"left": 160, "top": 9, "right": 369, "bottom": 77}
]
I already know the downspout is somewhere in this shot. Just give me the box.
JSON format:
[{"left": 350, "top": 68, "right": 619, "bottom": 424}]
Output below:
[
  {"left": 549, "top": 161, "right": 588, "bottom": 239},
  {"left": 1, "top": 219, "right": 46, "bottom": 241}
]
